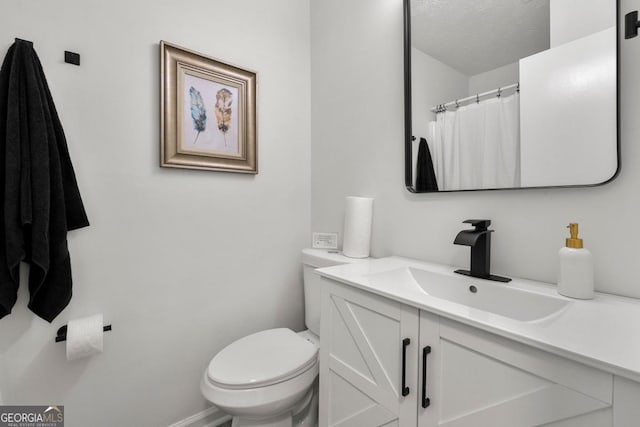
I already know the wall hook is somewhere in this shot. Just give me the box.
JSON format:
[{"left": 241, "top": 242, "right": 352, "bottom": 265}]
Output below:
[
  {"left": 64, "top": 51, "right": 80, "bottom": 66},
  {"left": 626, "top": 11, "right": 640, "bottom": 39},
  {"left": 14, "top": 37, "right": 33, "bottom": 46}
]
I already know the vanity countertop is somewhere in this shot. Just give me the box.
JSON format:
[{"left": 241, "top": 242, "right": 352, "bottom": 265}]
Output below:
[{"left": 316, "top": 256, "right": 640, "bottom": 383}]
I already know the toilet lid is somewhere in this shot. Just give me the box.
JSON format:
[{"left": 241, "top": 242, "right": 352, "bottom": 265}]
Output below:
[{"left": 207, "top": 328, "right": 318, "bottom": 389}]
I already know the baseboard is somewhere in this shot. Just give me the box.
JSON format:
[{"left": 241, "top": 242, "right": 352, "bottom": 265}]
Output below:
[{"left": 168, "top": 405, "right": 232, "bottom": 427}]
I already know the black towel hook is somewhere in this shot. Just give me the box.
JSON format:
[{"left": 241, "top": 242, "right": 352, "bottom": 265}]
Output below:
[
  {"left": 14, "top": 37, "right": 33, "bottom": 46},
  {"left": 13, "top": 37, "right": 80, "bottom": 66},
  {"left": 64, "top": 51, "right": 80, "bottom": 66}
]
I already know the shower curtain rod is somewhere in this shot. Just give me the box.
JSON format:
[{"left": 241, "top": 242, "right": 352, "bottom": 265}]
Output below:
[{"left": 430, "top": 82, "right": 519, "bottom": 113}]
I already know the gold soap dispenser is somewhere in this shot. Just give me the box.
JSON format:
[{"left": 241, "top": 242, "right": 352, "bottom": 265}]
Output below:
[{"left": 558, "top": 223, "right": 594, "bottom": 299}]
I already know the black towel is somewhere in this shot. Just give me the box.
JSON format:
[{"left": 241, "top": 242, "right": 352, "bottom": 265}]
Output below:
[
  {"left": 415, "top": 137, "right": 438, "bottom": 192},
  {"left": 0, "top": 40, "right": 89, "bottom": 322}
]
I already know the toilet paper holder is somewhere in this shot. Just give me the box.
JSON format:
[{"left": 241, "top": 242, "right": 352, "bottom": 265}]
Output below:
[{"left": 55, "top": 324, "right": 112, "bottom": 343}]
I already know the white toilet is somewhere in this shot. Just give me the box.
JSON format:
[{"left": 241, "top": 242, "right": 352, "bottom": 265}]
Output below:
[{"left": 201, "top": 249, "right": 362, "bottom": 427}]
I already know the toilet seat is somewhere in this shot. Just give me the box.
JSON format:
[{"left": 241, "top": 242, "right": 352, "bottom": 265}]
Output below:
[
  {"left": 201, "top": 359, "right": 318, "bottom": 419},
  {"left": 201, "top": 328, "right": 319, "bottom": 420},
  {"left": 207, "top": 328, "right": 318, "bottom": 389}
]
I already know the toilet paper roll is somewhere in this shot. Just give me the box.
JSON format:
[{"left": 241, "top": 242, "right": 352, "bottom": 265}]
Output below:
[
  {"left": 342, "top": 196, "right": 374, "bottom": 258},
  {"left": 66, "top": 314, "right": 104, "bottom": 361}
]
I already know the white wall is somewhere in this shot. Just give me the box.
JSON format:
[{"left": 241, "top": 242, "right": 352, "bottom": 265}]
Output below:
[
  {"left": 0, "top": 355, "right": 4, "bottom": 404},
  {"left": 410, "top": 48, "right": 468, "bottom": 186},
  {"left": 411, "top": 47, "right": 468, "bottom": 140},
  {"left": 551, "top": 0, "right": 616, "bottom": 46},
  {"left": 311, "top": 0, "right": 640, "bottom": 300},
  {"left": 468, "top": 62, "right": 519, "bottom": 95},
  {"left": 0, "top": 1, "right": 310, "bottom": 426}
]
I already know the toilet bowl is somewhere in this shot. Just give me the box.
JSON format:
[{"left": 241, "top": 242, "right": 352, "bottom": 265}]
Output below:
[
  {"left": 201, "top": 249, "right": 364, "bottom": 426},
  {"left": 201, "top": 328, "right": 319, "bottom": 427}
]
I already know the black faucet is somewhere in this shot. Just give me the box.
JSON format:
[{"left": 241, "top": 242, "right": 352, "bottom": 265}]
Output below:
[{"left": 453, "top": 219, "right": 511, "bottom": 283}]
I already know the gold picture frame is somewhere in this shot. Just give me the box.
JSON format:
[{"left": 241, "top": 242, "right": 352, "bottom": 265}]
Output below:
[{"left": 160, "top": 41, "right": 257, "bottom": 173}]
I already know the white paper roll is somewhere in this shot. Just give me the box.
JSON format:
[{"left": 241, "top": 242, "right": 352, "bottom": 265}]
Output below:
[
  {"left": 66, "top": 314, "right": 104, "bottom": 361},
  {"left": 342, "top": 196, "right": 374, "bottom": 258}
]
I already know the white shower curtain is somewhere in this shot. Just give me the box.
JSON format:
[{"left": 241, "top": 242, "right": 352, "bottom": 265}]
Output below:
[{"left": 434, "top": 92, "right": 520, "bottom": 191}]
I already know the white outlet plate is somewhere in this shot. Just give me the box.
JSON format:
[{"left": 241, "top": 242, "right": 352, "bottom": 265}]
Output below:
[{"left": 312, "top": 232, "right": 338, "bottom": 249}]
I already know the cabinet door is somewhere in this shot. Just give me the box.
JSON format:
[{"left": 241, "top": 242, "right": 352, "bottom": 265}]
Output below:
[
  {"left": 417, "top": 311, "right": 441, "bottom": 427},
  {"left": 319, "top": 279, "right": 419, "bottom": 427},
  {"left": 422, "top": 317, "right": 613, "bottom": 427},
  {"left": 613, "top": 376, "right": 640, "bottom": 427}
]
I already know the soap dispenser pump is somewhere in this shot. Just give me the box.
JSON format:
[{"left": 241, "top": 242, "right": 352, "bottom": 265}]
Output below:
[{"left": 558, "top": 223, "right": 594, "bottom": 299}]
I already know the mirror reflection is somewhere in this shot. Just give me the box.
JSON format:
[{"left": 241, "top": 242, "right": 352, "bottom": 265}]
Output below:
[{"left": 406, "top": 0, "right": 618, "bottom": 192}]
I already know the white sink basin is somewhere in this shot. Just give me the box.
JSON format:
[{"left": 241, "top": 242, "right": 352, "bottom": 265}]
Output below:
[{"left": 368, "top": 267, "right": 570, "bottom": 322}]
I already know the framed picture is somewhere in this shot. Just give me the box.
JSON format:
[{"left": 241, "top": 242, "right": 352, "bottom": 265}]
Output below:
[{"left": 160, "top": 41, "right": 257, "bottom": 173}]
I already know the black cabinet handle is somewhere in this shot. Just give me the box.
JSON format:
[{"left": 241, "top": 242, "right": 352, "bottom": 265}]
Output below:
[
  {"left": 422, "top": 345, "right": 432, "bottom": 408},
  {"left": 402, "top": 338, "right": 410, "bottom": 396}
]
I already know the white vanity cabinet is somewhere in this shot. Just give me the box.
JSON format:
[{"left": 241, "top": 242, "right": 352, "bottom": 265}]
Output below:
[
  {"left": 613, "top": 376, "right": 640, "bottom": 426},
  {"left": 319, "top": 277, "right": 420, "bottom": 426},
  {"left": 319, "top": 278, "right": 627, "bottom": 427},
  {"left": 420, "top": 316, "right": 613, "bottom": 426}
]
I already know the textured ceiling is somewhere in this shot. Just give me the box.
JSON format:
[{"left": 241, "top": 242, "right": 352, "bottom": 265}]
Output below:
[{"left": 411, "top": 0, "right": 550, "bottom": 76}]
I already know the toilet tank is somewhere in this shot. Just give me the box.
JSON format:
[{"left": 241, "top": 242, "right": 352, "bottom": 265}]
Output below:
[{"left": 302, "top": 249, "right": 365, "bottom": 336}]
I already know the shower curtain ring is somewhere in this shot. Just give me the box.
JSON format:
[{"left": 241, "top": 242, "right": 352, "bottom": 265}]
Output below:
[
  {"left": 455, "top": 99, "right": 459, "bottom": 108},
  {"left": 497, "top": 87, "right": 501, "bottom": 98},
  {"left": 476, "top": 94, "right": 479, "bottom": 104}
]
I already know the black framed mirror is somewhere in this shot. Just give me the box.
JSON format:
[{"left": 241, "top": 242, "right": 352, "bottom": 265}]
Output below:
[{"left": 404, "top": 0, "right": 620, "bottom": 193}]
